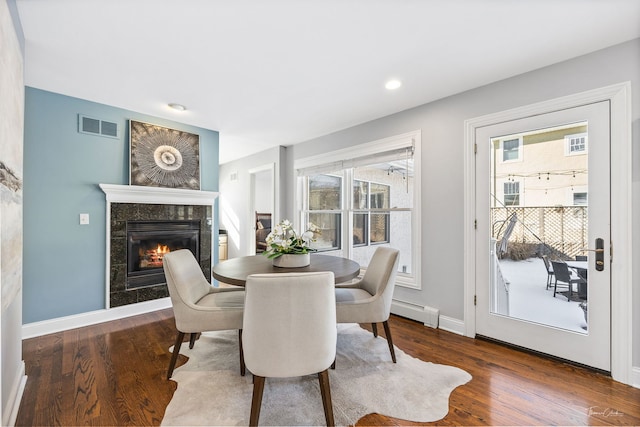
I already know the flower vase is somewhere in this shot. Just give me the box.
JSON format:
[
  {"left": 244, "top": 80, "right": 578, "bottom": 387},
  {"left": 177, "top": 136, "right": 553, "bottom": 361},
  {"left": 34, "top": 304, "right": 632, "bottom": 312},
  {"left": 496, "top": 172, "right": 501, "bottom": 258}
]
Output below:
[{"left": 272, "top": 253, "right": 310, "bottom": 268}]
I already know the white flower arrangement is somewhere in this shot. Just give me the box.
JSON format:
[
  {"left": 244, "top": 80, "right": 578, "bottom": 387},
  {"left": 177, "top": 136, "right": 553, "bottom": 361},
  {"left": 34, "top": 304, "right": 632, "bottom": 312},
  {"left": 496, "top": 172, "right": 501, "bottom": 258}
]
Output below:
[{"left": 263, "top": 219, "right": 321, "bottom": 259}]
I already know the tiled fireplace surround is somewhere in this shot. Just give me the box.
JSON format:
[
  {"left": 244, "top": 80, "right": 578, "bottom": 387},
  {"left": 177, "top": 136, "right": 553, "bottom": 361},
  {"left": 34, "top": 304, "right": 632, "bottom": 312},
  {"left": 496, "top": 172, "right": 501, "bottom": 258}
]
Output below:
[{"left": 100, "top": 184, "right": 219, "bottom": 308}]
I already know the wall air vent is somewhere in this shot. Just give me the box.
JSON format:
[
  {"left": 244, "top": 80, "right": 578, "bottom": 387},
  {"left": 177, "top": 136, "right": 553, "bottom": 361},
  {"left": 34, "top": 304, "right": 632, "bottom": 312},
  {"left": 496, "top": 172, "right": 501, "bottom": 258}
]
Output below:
[{"left": 78, "top": 114, "right": 119, "bottom": 139}]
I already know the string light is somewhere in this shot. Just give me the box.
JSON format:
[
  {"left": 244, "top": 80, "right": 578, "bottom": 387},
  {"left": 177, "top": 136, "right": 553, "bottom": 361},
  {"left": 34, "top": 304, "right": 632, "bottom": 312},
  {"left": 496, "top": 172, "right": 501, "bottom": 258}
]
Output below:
[{"left": 495, "top": 169, "right": 587, "bottom": 179}]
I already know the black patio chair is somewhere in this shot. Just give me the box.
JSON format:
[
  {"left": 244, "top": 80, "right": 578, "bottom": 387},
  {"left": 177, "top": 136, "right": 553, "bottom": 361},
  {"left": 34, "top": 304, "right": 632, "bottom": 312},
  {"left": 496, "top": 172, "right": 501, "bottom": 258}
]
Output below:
[
  {"left": 551, "top": 261, "right": 586, "bottom": 302},
  {"left": 542, "top": 256, "right": 554, "bottom": 290}
]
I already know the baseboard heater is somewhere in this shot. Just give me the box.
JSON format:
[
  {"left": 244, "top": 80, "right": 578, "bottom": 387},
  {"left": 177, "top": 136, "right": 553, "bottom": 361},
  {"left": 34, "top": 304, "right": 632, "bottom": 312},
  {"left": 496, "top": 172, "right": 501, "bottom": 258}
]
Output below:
[{"left": 391, "top": 300, "right": 440, "bottom": 328}]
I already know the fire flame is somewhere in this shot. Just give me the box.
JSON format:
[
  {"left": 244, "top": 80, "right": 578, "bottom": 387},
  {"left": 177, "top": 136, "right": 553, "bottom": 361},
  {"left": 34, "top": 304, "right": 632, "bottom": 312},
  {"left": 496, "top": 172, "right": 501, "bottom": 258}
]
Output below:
[{"left": 139, "top": 244, "right": 171, "bottom": 268}]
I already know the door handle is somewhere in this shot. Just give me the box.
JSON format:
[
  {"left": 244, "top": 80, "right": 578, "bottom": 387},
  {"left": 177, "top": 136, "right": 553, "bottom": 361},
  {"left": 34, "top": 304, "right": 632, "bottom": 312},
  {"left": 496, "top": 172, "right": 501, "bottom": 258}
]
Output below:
[{"left": 581, "top": 238, "right": 605, "bottom": 271}]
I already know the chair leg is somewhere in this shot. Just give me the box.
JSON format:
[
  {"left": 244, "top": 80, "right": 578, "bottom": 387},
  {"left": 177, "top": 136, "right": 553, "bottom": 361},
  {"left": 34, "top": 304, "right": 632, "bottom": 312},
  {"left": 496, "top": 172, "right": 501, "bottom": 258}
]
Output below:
[
  {"left": 318, "top": 369, "right": 335, "bottom": 427},
  {"left": 330, "top": 358, "right": 336, "bottom": 370},
  {"left": 371, "top": 323, "right": 378, "bottom": 337},
  {"left": 239, "top": 329, "right": 246, "bottom": 376},
  {"left": 189, "top": 332, "right": 198, "bottom": 349},
  {"left": 382, "top": 320, "right": 397, "bottom": 363},
  {"left": 553, "top": 278, "right": 558, "bottom": 297},
  {"left": 568, "top": 282, "right": 573, "bottom": 302},
  {"left": 250, "top": 375, "right": 266, "bottom": 426},
  {"left": 167, "top": 331, "right": 185, "bottom": 379}
]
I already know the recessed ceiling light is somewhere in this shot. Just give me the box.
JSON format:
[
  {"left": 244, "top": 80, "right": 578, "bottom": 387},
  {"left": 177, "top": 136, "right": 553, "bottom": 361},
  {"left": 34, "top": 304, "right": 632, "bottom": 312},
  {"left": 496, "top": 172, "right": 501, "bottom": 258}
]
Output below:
[
  {"left": 385, "top": 79, "right": 402, "bottom": 90},
  {"left": 168, "top": 103, "right": 187, "bottom": 111}
]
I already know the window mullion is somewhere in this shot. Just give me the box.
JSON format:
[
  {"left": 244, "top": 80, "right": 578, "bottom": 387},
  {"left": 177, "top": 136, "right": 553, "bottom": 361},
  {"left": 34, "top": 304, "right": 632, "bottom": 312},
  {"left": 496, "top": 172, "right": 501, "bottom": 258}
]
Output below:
[{"left": 344, "top": 168, "right": 354, "bottom": 259}]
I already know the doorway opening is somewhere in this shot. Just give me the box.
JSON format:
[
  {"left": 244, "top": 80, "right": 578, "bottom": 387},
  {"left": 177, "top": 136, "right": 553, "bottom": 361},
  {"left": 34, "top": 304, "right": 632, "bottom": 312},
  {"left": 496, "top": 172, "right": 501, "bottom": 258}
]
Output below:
[{"left": 249, "top": 163, "right": 275, "bottom": 255}]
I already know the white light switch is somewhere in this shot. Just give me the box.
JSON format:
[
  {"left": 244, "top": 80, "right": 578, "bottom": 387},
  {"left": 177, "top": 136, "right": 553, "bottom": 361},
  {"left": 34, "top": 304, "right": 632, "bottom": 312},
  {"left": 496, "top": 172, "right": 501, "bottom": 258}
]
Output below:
[{"left": 80, "top": 213, "right": 90, "bottom": 225}]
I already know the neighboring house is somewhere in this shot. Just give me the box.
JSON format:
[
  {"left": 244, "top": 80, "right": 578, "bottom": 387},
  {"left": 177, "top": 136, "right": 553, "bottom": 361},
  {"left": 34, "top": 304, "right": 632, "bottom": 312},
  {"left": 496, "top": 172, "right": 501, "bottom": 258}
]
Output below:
[
  {"left": 490, "top": 124, "right": 590, "bottom": 257},
  {"left": 492, "top": 124, "right": 588, "bottom": 208}
]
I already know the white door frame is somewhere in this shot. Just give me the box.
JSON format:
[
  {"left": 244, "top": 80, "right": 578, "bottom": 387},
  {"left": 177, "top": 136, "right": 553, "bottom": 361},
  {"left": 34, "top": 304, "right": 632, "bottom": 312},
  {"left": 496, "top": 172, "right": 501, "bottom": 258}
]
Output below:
[
  {"left": 463, "top": 82, "right": 633, "bottom": 385},
  {"left": 248, "top": 163, "right": 277, "bottom": 255}
]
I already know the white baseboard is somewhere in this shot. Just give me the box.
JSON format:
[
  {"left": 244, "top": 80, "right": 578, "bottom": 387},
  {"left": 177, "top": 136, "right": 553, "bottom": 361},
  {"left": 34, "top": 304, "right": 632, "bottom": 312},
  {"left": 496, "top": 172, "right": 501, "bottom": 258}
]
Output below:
[
  {"left": 631, "top": 366, "right": 640, "bottom": 389},
  {"left": 22, "top": 298, "right": 172, "bottom": 339},
  {"left": 438, "top": 315, "right": 466, "bottom": 335},
  {"left": 4, "top": 361, "right": 26, "bottom": 427}
]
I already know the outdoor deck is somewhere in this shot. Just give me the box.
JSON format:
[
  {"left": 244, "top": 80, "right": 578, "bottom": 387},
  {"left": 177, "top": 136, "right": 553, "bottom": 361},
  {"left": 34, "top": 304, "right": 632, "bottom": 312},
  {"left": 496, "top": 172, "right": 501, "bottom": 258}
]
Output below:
[{"left": 498, "top": 257, "right": 587, "bottom": 333}]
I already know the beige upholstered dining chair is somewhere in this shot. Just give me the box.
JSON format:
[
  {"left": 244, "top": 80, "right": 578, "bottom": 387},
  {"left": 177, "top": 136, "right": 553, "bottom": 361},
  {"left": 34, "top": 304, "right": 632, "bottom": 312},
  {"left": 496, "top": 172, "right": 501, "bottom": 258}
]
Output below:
[
  {"left": 243, "top": 272, "right": 337, "bottom": 427},
  {"left": 163, "top": 249, "right": 245, "bottom": 379},
  {"left": 335, "top": 246, "right": 400, "bottom": 362}
]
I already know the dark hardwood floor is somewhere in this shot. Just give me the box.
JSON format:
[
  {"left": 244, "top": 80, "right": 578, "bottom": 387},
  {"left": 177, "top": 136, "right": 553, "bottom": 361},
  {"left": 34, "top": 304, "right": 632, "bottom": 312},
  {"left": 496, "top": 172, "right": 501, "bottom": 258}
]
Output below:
[{"left": 16, "top": 310, "right": 640, "bottom": 426}]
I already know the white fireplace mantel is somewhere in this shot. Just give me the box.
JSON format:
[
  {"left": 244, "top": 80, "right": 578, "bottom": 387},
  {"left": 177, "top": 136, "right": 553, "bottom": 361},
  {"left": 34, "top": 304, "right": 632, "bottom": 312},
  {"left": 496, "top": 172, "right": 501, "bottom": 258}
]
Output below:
[
  {"left": 99, "top": 183, "right": 219, "bottom": 205},
  {"left": 99, "top": 183, "right": 219, "bottom": 310}
]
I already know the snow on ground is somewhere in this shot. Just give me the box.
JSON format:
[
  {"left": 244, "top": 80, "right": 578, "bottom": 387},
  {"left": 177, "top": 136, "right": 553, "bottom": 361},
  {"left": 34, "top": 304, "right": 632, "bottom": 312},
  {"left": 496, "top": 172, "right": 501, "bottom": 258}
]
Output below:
[{"left": 498, "top": 258, "right": 587, "bottom": 334}]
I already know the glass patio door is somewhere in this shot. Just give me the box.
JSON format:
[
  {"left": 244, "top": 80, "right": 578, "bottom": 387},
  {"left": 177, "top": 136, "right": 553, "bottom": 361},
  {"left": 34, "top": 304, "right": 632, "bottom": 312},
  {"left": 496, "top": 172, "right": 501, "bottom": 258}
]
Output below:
[{"left": 475, "top": 101, "right": 611, "bottom": 371}]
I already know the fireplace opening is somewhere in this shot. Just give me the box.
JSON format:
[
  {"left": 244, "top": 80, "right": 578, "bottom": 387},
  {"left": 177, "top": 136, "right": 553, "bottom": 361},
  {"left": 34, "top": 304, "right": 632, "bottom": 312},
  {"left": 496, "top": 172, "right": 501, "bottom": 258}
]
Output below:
[{"left": 126, "top": 220, "right": 200, "bottom": 289}]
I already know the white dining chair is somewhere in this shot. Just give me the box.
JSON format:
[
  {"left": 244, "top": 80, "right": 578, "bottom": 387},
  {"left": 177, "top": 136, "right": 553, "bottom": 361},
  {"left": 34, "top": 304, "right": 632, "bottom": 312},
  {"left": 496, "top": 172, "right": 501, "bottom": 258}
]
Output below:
[
  {"left": 163, "top": 249, "right": 245, "bottom": 379},
  {"left": 242, "top": 271, "right": 337, "bottom": 426},
  {"left": 335, "top": 246, "right": 400, "bottom": 363}
]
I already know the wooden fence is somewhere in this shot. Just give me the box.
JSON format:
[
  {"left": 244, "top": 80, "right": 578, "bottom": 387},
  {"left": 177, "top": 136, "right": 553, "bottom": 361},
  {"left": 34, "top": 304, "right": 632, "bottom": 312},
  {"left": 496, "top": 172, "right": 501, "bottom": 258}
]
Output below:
[{"left": 491, "top": 206, "right": 588, "bottom": 259}]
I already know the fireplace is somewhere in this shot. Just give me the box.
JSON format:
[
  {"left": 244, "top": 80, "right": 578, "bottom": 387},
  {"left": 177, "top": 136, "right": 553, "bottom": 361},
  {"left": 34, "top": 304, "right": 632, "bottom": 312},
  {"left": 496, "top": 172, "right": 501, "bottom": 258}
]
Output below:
[
  {"left": 100, "top": 184, "right": 218, "bottom": 308},
  {"left": 126, "top": 220, "right": 200, "bottom": 289},
  {"left": 106, "top": 201, "right": 213, "bottom": 307}
]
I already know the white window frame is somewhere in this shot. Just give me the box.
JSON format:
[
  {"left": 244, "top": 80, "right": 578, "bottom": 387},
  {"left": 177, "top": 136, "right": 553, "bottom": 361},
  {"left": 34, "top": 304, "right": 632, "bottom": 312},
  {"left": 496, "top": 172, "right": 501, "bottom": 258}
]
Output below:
[
  {"left": 294, "top": 130, "right": 422, "bottom": 290},
  {"left": 573, "top": 192, "right": 588, "bottom": 206},
  {"left": 564, "top": 132, "right": 588, "bottom": 156},
  {"left": 351, "top": 179, "right": 391, "bottom": 247},
  {"left": 500, "top": 136, "right": 523, "bottom": 163},
  {"left": 503, "top": 181, "right": 521, "bottom": 206},
  {"left": 569, "top": 185, "right": 588, "bottom": 206}
]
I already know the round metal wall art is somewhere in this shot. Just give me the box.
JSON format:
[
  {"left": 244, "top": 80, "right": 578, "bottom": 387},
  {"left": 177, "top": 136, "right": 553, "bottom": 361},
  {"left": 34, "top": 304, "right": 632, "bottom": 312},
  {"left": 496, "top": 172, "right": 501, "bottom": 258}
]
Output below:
[{"left": 129, "top": 120, "right": 200, "bottom": 190}]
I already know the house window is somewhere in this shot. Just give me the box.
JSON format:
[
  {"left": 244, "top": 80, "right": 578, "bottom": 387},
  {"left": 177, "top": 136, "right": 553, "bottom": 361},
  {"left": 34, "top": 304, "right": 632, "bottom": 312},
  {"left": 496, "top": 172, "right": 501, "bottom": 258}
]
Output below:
[
  {"left": 369, "top": 182, "right": 390, "bottom": 244},
  {"left": 565, "top": 133, "right": 588, "bottom": 155},
  {"left": 353, "top": 180, "right": 368, "bottom": 246},
  {"left": 504, "top": 181, "right": 520, "bottom": 206},
  {"left": 295, "top": 130, "right": 421, "bottom": 289},
  {"left": 573, "top": 192, "right": 588, "bottom": 206},
  {"left": 352, "top": 180, "right": 390, "bottom": 246},
  {"left": 502, "top": 138, "right": 522, "bottom": 162},
  {"left": 308, "top": 174, "right": 342, "bottom": 250}
]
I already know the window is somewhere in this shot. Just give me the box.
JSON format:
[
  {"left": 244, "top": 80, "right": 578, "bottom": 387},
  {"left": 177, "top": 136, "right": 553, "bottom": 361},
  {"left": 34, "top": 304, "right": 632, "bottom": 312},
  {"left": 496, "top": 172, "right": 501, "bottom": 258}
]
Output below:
[
  {"left": 504, "top": 181, "right": 520, "bottom": 206},
  {"left": 351, "top": 180, "right": 390, "bottom": 246},
  {"left": 502, "top": 138, "right": 522, "bottom": 162},
  {"left": 565, "top": 133, "right": 588, "bottom": 155},
  {"left": 573, "top": 192, "right": 588, "bottom": 206},
  {"left": 295, "top": 130, "right": 421, "bottom": 289},
  {"left": 369, "top": 182, "right": 390, "bottom": 244},
  {"left": 353, "top": 180, "right": 368, "bottom": 246},
  {"left": 308, "top": 174, "right": 342, "bottom": 250}
]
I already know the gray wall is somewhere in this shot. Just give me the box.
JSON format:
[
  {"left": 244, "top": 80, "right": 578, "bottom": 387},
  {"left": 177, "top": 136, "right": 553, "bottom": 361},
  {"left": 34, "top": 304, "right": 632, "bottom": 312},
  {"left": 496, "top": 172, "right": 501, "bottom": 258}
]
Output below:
[
  {"left": 287, "top": 39, "right": 640, "bottom": 367},
  {"left": 0, "top": 0, "right": 24, "bottom": 423},
  {"left": 219, "top": 145, "right": 286, "bottom": 259}
]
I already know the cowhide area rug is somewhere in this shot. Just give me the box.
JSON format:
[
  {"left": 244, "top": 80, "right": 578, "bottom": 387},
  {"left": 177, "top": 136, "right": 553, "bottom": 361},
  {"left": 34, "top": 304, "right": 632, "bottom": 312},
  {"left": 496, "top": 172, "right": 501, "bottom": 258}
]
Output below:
[{"left": 162, "top": 324, "right": 471, "bottom": 426}]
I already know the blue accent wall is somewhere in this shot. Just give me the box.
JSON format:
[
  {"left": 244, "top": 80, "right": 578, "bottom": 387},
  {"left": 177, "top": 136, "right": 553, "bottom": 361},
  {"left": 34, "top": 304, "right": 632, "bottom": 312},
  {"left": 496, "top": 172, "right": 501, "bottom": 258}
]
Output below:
[{"left": 23, "top": 87, "right": 220, "bottom": 323}]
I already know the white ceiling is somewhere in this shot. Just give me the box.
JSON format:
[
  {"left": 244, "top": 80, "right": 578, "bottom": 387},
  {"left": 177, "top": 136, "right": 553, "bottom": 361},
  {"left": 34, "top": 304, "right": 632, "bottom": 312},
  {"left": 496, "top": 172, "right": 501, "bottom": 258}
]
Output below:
[{"left": 16, "top": 0, "right": 640, "bottom": 164}]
